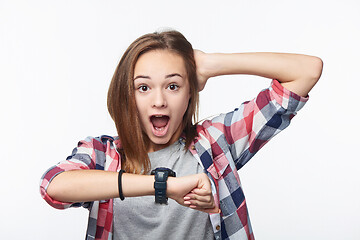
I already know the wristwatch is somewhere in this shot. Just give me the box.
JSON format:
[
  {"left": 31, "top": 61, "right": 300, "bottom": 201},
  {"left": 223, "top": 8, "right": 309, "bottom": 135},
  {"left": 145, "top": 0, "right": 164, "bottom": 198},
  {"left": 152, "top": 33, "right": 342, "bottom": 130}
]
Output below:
[{"left": 150, "top": 167, "right": 176, "bottom": 204}]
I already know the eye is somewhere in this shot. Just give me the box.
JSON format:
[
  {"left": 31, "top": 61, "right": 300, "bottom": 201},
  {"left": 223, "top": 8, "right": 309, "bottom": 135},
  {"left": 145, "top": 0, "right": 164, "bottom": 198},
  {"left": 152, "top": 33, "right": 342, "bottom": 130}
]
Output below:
[
  {"left": 138, "top": 85, "right": 149, "bottom": 93},
  {"left": 168, "top": 83, "right": 179, "bottom": 91}
]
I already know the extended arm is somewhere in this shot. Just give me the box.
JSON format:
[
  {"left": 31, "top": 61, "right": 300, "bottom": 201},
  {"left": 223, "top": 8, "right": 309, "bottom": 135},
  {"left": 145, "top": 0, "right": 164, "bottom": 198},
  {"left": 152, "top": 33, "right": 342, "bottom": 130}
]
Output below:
[
  {"left": 195, "top": 51, "right": 323, "bottom": 97},
  {"left": 46, "top": 170, "right": 219, "bottom": 213}
]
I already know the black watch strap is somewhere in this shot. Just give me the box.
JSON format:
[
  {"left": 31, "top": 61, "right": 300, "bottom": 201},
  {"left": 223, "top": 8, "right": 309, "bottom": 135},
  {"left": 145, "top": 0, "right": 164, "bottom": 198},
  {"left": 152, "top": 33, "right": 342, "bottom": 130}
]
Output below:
[{"left": 151, "top": 167, "right": 176, "bottom": 204}]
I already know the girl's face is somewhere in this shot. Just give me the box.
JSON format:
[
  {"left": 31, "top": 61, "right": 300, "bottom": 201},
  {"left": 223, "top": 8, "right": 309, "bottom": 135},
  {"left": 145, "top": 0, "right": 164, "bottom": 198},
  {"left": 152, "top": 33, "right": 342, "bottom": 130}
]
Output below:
[{"left": 133, "top": 49, "right": 190, "bottom": 152}]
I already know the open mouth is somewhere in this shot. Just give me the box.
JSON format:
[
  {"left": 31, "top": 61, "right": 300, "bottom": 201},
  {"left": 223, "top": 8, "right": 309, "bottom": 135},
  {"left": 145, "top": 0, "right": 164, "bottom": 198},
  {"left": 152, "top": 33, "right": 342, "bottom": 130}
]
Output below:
[{"left": 150, "top": 115, "right": 170, "bottom": 136}]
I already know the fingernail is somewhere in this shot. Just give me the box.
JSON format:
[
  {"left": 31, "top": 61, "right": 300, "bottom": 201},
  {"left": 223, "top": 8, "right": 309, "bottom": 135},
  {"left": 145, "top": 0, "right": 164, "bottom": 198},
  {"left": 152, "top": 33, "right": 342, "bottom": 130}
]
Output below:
[
  {"left": 184, "top": 197, "right": 190, "bottom": 200},
  {"left": 184, "top": 201, "right": 191, "bottom": 205}
]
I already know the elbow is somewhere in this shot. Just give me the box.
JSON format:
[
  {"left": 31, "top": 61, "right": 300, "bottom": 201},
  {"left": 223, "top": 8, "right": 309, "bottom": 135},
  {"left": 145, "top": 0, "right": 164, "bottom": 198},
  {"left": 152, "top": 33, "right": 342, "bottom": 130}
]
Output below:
[
  {"left": 46, "top": 173, "right": 70, "bottom": 202},
  {"left": 46, "top": 181, "right": 62, "bottom": 201},
  {"left": 286, "top": 56, "right": 323, "bottom": 97},
  {"left": 308, "top": 56, "right": 323, "bottom": 83}
]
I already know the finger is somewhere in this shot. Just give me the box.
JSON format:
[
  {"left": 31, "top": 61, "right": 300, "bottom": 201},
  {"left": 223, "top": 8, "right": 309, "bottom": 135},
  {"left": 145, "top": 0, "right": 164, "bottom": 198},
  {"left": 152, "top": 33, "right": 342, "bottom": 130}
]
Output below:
[
  {"left": 184, "top": 194, "right": 212, "bottom": 204},
  {"left": 182, "top": 197, "right": 220, "bottom": 214},
  {"left": 184, "top": 192, "right": 200, "bottom": 199},
  {"left": 191, "top": 187, "right": 212, "bottom": 196},
  {"left": 189, "top": 205, "right": 221, "bottom": 214},
  {"left": 184, "top": 188, "right": 213, "bottom": 200},
  {"left": 184, "top": 197, "right": 214, "bottom": 209},
  {"left": 184, "top": 199, "right": 209, "bottom": 207},
  {"left": 183, "top": 196, "right": 191, "bottom": 200}
]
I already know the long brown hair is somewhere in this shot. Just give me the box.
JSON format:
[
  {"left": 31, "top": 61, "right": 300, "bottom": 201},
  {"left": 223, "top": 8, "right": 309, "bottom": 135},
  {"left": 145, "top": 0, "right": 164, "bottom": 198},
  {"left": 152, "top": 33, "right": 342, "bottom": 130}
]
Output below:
[{"left": 107, "top": 30, "right": 199, "bottom": 174}]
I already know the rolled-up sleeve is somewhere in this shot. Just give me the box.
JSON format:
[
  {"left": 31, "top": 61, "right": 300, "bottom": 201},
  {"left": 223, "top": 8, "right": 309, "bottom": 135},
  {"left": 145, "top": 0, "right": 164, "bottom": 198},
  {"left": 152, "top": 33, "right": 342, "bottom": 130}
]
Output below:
[
  {"left": 205, "top": 79, "right": 309, "bottom": 170},
  {"left": 39, "top": 137, "right": 97, "bottom": 209}
]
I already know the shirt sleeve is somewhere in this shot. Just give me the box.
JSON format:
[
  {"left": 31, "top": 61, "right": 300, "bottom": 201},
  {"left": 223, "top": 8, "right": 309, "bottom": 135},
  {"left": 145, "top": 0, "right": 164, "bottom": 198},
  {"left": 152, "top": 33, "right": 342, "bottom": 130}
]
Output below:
[
  {"left": 39, "top": 136, "right": 99, "bottom": 209},
  {"left": 203, "top": 79, "right": 309, "bottom": 170}
]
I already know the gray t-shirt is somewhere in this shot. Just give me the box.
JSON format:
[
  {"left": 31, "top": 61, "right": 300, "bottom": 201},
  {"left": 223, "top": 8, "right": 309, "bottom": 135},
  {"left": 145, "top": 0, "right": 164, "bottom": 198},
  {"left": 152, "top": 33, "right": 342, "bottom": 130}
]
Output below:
[{"left": 113, "top": 139, "right": 214, "bottom": 240}]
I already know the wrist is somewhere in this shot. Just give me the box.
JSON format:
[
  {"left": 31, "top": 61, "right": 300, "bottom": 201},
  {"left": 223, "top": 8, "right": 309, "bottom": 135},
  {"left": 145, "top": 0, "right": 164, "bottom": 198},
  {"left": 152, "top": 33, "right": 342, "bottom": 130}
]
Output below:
[
  {"left": 197, "top": 52, "right": 220, "bottom": 79},
  {"left": 121, "top": 173, "right": 155, "bottom": 197},
  {"left": 166, "top": 176, "right": 177, "bottom": 200}
]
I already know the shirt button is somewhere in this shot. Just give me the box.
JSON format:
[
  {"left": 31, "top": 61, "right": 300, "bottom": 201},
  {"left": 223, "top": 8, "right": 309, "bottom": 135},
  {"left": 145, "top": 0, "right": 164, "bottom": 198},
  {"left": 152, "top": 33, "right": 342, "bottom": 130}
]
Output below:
[
  {"left": 216, "top": 225, "right": 220, "bottom": 231},
  {"left": 191, "top": 145, "right": 196, "bottom": 150}
]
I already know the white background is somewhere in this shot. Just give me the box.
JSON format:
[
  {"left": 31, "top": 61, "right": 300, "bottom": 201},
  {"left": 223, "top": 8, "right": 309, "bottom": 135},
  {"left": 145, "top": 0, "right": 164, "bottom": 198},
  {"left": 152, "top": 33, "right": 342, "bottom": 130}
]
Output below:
[{"left": 1, "top": 0, "right": 359, "bottom": 239}]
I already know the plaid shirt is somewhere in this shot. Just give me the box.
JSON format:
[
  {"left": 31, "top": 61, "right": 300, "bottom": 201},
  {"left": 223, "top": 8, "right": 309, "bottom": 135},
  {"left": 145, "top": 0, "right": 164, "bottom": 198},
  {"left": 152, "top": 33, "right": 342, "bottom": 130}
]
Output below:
[{"left": 40, "top": 80, "right": 308, "bottom": 240}]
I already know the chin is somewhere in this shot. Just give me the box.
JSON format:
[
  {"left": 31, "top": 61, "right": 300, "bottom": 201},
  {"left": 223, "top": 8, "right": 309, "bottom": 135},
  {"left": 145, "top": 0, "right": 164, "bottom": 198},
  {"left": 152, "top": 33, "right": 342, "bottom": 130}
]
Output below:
[
  {"left": 147, "top": 135, "right": 173, "bottom": 151},
  {"left": 150, "top": 137, "right": 171, "bottom": 146}
]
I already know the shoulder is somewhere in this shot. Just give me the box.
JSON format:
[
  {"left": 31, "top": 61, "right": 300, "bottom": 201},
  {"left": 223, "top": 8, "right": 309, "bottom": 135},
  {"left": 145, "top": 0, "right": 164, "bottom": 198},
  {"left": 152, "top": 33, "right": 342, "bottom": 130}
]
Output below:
[
  {"left": 75, "top": 135, "right": 120, "bottom": 153},
  {"left": 73, "top": 135, "right": 121, "bottom": 169}
]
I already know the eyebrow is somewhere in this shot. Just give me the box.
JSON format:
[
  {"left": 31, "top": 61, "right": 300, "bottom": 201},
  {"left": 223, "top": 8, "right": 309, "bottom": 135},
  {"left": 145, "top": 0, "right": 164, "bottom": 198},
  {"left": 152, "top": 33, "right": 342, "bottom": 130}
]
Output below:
[{"left": 133, "top": 73, "right": 183, "bottom": 81}]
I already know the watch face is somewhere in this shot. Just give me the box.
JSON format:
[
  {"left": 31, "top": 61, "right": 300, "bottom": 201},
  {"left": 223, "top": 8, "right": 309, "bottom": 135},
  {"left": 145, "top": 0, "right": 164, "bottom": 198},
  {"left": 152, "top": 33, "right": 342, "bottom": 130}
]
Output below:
[
  {"left": 157, "top": 171, "right": 165, "bottom": 178},
  {"left": 151, "top": 167, "right": 176, "bottom": 177}
]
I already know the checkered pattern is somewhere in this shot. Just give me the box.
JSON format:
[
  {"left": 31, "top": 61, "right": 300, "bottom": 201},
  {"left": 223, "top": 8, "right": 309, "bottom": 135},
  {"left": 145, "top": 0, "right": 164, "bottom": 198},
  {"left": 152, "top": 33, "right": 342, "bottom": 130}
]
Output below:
[{"left": 40, "top": 79, "right": 308, "bottom": 240}]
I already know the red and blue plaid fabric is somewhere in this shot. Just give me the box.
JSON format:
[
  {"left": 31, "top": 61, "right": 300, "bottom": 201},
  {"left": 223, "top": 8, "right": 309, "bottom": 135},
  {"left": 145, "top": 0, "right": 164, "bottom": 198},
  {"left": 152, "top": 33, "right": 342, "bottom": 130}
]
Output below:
[{"left": 40, "top": 79, "right": 308, "bottom": 240}]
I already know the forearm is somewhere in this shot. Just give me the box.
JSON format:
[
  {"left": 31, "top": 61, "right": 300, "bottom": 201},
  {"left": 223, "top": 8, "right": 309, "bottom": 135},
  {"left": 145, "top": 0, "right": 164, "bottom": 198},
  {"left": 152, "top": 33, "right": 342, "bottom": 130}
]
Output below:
[
  {"left": 47, "top": 170, "right": 155, "bottom": 202},
  {"left": 204, "top": 52, "right": 321, "bottom": 80},
  {"left": 197, "top": 51, "right": 323, "bottom": 97}
]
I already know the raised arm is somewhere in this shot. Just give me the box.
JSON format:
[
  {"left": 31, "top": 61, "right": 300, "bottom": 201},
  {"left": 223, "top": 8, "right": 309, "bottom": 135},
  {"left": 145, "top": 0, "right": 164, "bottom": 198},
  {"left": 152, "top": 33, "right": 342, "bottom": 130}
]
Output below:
[
  {"left": 194, "top": 51, "right": 322, "bottom": 170},
  {"left": 195, "top": 51, "right": 323, "bottom": 97}
]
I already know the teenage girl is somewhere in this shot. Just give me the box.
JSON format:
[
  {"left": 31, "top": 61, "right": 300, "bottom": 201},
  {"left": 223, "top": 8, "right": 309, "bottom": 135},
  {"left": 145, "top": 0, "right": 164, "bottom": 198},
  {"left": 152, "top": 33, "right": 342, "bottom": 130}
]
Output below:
[{"left": 40, "top": 30, "right": 322, "bottom": 240}]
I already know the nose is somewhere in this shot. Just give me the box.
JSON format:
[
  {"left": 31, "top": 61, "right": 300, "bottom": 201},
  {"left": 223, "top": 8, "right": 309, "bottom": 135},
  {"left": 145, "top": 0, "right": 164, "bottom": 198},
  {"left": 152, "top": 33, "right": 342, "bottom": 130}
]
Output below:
[{"left": 152, "top": 89, "right": 167, "bottom": 108}]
